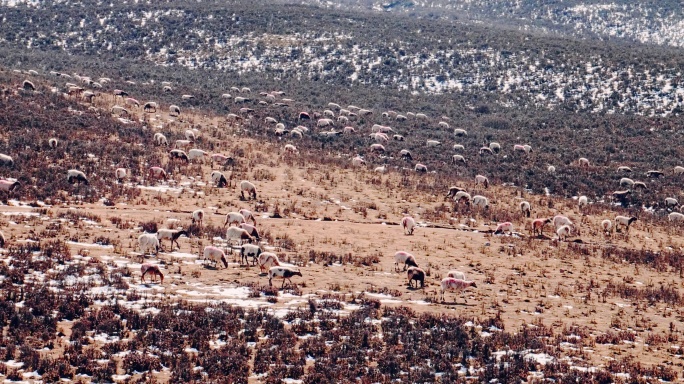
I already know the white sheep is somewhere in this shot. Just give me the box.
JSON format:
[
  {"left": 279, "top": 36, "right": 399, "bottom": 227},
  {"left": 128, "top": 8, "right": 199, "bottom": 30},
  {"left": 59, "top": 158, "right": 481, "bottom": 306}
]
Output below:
[
  {"left": 489, "top": 142, "right": 501, "bottom": 153},
  {"left": 268, "top": 266, "right": 302, "bottom": 288},
  {"left": 211, "top": 171, "right": 228, "bottom": 188},
  {"left": 115, "top": 168, "right": 127, "bottom": 183},
  {"left": 615, "top": 216, "right": 637, "bottom": 233},
  {"left": 240, "top": 180, "right": 257, "bottom": 200},
  {"left": 552, "top": 215, "right": 573, "bottom": 230},
  {"left": 452, "top": 155, "right": 466, "bottom": 165},
  {"left": 475, "top": 175, "right": 489, "bottom": 188},
  {"left": 351, "top": 156, "right": 366, "bottom": 167},
  {"left": 440, "top": 278, "right": 477, "bottom": 302},
  {"left": 453, "top": 129, "right": 467, "bottom": 137},
  {"left": 620, "top": 177, "right": 635, "bottom": 188},
  {"left": 578, "top": 196, "right": 588, "bottom": 208},
  {"left": 224, "top": 212, "right": 246, "bottom": 227},
  {"left": 414, "top": 163, "right": 428, "bottom": 173},
  {"left": 394, "top": 251, "right": 418, "bottom": 271},
  {"left": 513, "top": 144, "right": 532, "bottom": 154},
  {"left": 48, "top": 138, "right": 58, "bottom": 149},
  {"left": 665, "top": 197, "right": 679, "bottom": 209},
  {"left": 669, "top": 212, "right": 684, "bottom": 222},
  {"left": 225, "top": 227, "right": 254, "bottom": 245},
  {"left": 284, "top": 144, "right": 298, "bottom": 154},
  {"left": 578, "top": 158, "right": 590, "bottom": 168},
  {"left": 453, "top": 144, "right": 465, "bottom": 151},
  {"left": 426, "top": 140, "right": 441, "bottom": 147},
  {"left": 188, "top": 149, "right": 208, "bottom": 162},
  {"left": 494, "top": 222, "right": 513, "bottom": 235},
  {"left": 479, "top": 147, "right": 494, "bottom": 156},
  {"left": 169, "top": 105, "right": 181, "bottom": 116},
  {"left": 374, "top": 165, "right": 387, "bottom": 173},
  {"left": 520, "top": 201, "right": 531, "bottom": 217},
  {"left": 401, "top": 216, "right": 416, "bottom": 235},
  {"left": 547, "top": 165, "right": 556, "bottom": 173},
  {"left": 156, "top": 229, "right": 188, "bottom": 251},
  {"left": 240, "top": 223, "right": 260, "bottom": 240},
  {"left": 399, "top": 149, "right": 412, "bottom": 161},
  {"left": 184, "top": 129, "right": 196, "bottom": 142},
  {"left": 240, "top": 244, "right": 262, "bottom": 266},
  {"left": 0, "top": 154, "right": 14, "bottom": 167},
  {"left": 370, "top": 143, "right": 386, "bottom": 153},
  {"left": 67, "top": 170, "right": 89, "bottom": 185},
  {"left": 258, "top": 252, "right": 280, "bottom": 273},
  {"left": 447, "top": 270, "right": 467, "bottom": 280},
  {"left": 239, "top": 209, "right": 257, "bottom": 225},
  {"left": 472, "top": 195, "right": 489, "bottom": 209},
  {"left": 453, "top": 191, "right": 472, "bottom": 204},
  {"left": 203, "top": 246, "right": 228, "bottom": 269},
  {"left": 556, "top": 225, "right": 573, "bottom": 241},
  {"left": 138, "top": 233, "right": 160, "bottom": 255},
  {"left": 601, "top": 219, "right": 613, "bottom": 235},
  {"left": 438, "top": 121, "right": 450, "bottom": 129},
  {"left": 618, "top": 166, "right": 633, "bottom": 173},
  {"left": 674, "top": 166, "right": 684, "bottom": 175},
  {"left": 192, "top": 209, "right": 204, "bottom": 226},
  {"left": 154, "top": 132, "right": 168, "bottom": 146}
]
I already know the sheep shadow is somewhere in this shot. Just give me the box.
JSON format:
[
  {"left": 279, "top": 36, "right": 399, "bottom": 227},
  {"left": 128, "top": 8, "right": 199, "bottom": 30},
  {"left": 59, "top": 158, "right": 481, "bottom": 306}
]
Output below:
[
  {"left": 406, "top": 285, "right": 425, "bottom": 291},
  {"left": 440, "top": 301, "right": 474, "bottom": 306}
]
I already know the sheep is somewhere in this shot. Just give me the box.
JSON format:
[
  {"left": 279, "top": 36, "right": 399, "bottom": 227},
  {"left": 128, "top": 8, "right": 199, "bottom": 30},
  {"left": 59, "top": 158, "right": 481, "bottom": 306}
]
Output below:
[
  {"left": 211, "top": 154, "right": 234, "bottom": 168},
  {"left": 615, "top": 216, "right": 637, "bottom": 233},
  {"left": 234, "top": 96, "right": 249, "bottom": 103},
  {"left": 258, "top": 252, "right": 280, "bottom": 273},
  {"left": 578, "top": 196, "right": 588, "bottom": 209},
  {"left": 175, "top": 139, "right": 192, "bottom": 149},
  {"left": 393, "top": 134, "right": 405, "bottom": 141},
  {"left": 612, "top": 190, "right": 631, "bottom": 199},
  {"left": 665, "top": 198, "right": 679, "bottom": 209},
  {"left": 192, "top": 209, "right": 204, "bottom": 226},
  {"left": 489, "top": 142, "right": 501, "bottom": 153},
  {"left": 156, "top": 229, "right": 188, "bottom": 251},
  {"left": 620, "top": 178, "right": 635, "bottom": 188},
  {"left": 0, "top": 179, "right": 20, "bottom": 195},
  {"left": 352, "top": 156, "right": 366, "bottom": 167},
  {"left": 633, "top": 181, "right": 647, "bottom": 190},
  {"left": 48, "top": 138, "right": 58, "bottom": 149},
  {"left": 115, "top": 168, "right": 127, "bottom": 183},
  {"left": 268, "top": 266, "right": 302, "bottom": 288},
  {"left": 440, "top": 278, "right": 477, "bottom": 302},
  {"left": 669, "top": 212, "right": 684, "bottom": 222},
  {"left": 0, "top": 154, "right": 14, "bottom": 167},
  {"left": 407, "top": 267, "right": 425, "bottom": 288},
  {"left": 556, "top": 225, "right": 573, "bottom": 241},
  {"left": 240, "top": 180, "right": 257, "bottom": 200},
  {"left": 416, "top": 113, "right": 428, "bottom": 120},
  {"left": 113, "top": 89, "right": 129, "bottom": 97},
  {"left": 370, "top": 143, "right": 385, "bottom": 153},
  {"left": 241, "top": 87, "right": 251, "bottom": 93},
  {"left": 284, "top": 144, "right": 298, "bottom": 154},
  {"left": 414, "top": 163, "right": 428, "bottom": 173},
  {"left": 552, "top": 215, "right": 573, "bottom": 230},
  {"left": 359, "top": 108, "right": 373, "bottom": 116},
  {"left": 453, "top": 144, "right": 465, "bottom": 151},
  {"left": 240, "top": 244, "right": 262, "bottom": 266},
  {"left": 426, "top": 140, "right": 441, "bottom": 147},
  {"left": 224, "top": 212, "right": 246, "bottom": 227},
  {"left": 138, "top": 233, "right": 160, "bottom": 255},
  {"left": 203, "top": 246, "right": 228, "bottom": 269},
  {"left": 238, "top": 209, "right": 257, "bottom": 225},
  {"left": 646, "top": 170, "right": 664, "bottom": 178},
  {"left": 188, "top": 149, "right": 208, "bottom": 162},
  {"left": 169, "top": 105, "right": 181, "bottom": 116},
  {"left": 472, "top": 195, "right": 489, "bottom": 209},
  {"left": 578, "top": 157, "right": 590, "bottom": 168},
  {"left": 447, "top": 270, "right": 467, "bottom": 280},
  {"left": 479, "top": 147, "right": 494, "bottom": 156},
  {"left": 453, "top": 191, "right": 472, "bottom": 205},
  {"left": 142, "top": 101, "right": 158, "bottom": 113},
  {"left": 394, "top": 251, "right": 418, "bottom": 271},
  {"left": 67, "top": 170, "right": 89, "bottom": 185},
  {"left": 125, "top": 97, "right": 140, "bottom": 108},
  {"left": 22, "top": 80, "right": 36, "bottom": 91},
  {"left": 0, "top": 231, "right": 6, "bottom": 248},
  {"left": 370, "top": 132, "right": 389, "bottom": 142},
  {"left": 148, "top": 166, "right": 167, "bottom": 181},
  {"left": 323, "top": 109, "right": 335, "bottom": 118},
  {"left": 453, "top": 128, "right": 467, "bottom": 137},
  {"left": 374, "top": 165, "right": 387, "bottom": 173},
  {"left": 343, "top": 126, "right": 356, "bottom": 134},
  {"left": 399, "top": 149, "right": 412, "bottom": 161},
  {"left": 452, "top": 155, "right": 466, "bottom": 165},
  {"left": 520, "top": 201, "right": 531, "bottom": 217},
  {"left": 185, "top": 129, "right": 196, "bottom": 142},
  {"left": 396, "top": 114, "right": 407, "bottom": 121},
  {"left": 211, "top": 171, "right": 228, "bottom": 188},
  {"left": 446, "top": 186, "right": 466, "bottom": 199},
  {"left": 240, "top": 223, "right": 260, "bottom": 240},
  {"left": 169, "top": 149, "right": 189, "bottom": 163},
  {"left": 298, "top": 111, "right": 311, "bottom": 120},
  {"left": 514, "top": 144, "right": 532, "bottom": 154},
  {"left": 317, "top": 118, "right": 333, "bottom": 128},
  {"left": 494, "top": 222, "right": 513, "bottom": 235},
  {"left": 547, "top": 165, "right": 556, "bottom": 173},
  {"left": 475, "top": 174, "right": 489, "bottom": 188},
  {"left": 141, "top": 264, "right": 164, "bottom": 284},
  {"left": 226, "top": 227, "right": 254, "bottom": 245},
  {"left": 154, "top": 133, "right": 168, "bottom": 146},
  {"left": 674, "top": 166, "right": 684, "bottom": 175},
  {"left": 618, "top": 166, "right": 633, "bottom": 173},
  {"left": 402, "top": 216, "right": 416, "bottom": 235},
  {"left": 601, "top": 219, "right": 613, "bottom": 235},
  {"left": 531, "top": 218, "right": 552, "bottom": 236},
  {"left": 438, "top": 121, "right": 450, "bottom": 129}
]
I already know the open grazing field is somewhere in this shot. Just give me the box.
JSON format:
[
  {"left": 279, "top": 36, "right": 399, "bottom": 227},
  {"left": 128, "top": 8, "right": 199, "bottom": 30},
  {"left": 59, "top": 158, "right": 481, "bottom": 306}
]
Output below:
[{"left": 0, "top": 67, "right": 682, "bottom": 384}]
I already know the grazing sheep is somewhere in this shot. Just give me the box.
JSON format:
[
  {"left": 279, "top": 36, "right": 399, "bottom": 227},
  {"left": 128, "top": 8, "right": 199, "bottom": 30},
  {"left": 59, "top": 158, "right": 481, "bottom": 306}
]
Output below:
[
  {"left": 184, "top": 129, "right": 196, "bottom": 142},
  {"left": 154, "top": 133, "right": 168, "bottom": 146},
  {"left": 239, "top": 209, "right": 257, "bottom": 225},
  {"left": 393, "top": 134, "right": 405, "bottom": 141},
  {"left": 547, "top": 165, "right": 556, "bottom": 173},
  {"left": 48, "top": 138, "right": 58, "bottom": 149},
  {"left": 475, "top": 175, "right": 489, "bottom": 188},
  {"left": 225, "top": 227, "right": 254, "bottom": 244},
  {"left": 615, "top": 216, "right": 637, "bottom": 233},
  {"left": 438, "top": 121, "right": 450, "bottom": 129},
  {"left": 399, "top": 149, "right": 413, "bottom": 161},
  {"left": 143, "top": 101, "right": 158, "bottom": 113},
  {"left": 284, "top": 144, "right": 298, "bottom": 154},
  {"left": 612, "top": 190, "right": 631, "bottom": 199},
  {"left": 175, "top": 139, "right": 192, "bottom": 149},
  {"left": 113, "top": 89, "right": 129, "bottom": 97},
  {"left": 265, "top": 116, "right": 278, "bottom": 124},
  {"left": 494, "top": 222, "right": 513, "bottom": 235},
  {"left": 203, "top": 246, "right": 228, "bottom": 269},
  {"left": 374, "top": 165, "right": 387, "bottom": 173},
  {"left": 646, "top": 170, "right": 664, "bottom": 178},
  {"left": 268, "top": 266, "right": 302, "bottom": 288},
  {"left": 440, "top": 278, "right": 477, "bottom": 302},
  {"left": 0, "top": 154, "right": 14, "bottom": 167},
  {"left": 472, "top": 195, "right": 489, "bottom": 209},
  {"left": 452, "top": 155, "right": 466, "bottom": 165},
  {"left": 453, "top": 144, "right": 465, "bottom": 151},
  {"left": 240, "top": 180, "right": 257, "bottom": 200},
  {"left": 447, "top": 270, "right": 466, "bottom": 280},
  {"left": 148, "top": 166, "right": 167, "bottom": 181},
  {"left": 240, "top": 244, "right": 262, "bottom": 266},
  {"left": 299, "top": 111, "right": 311, "bottom": 120},
  {"left": 407, "top": 267, "right": 425, "bottom": 288},
  {"left": 520, "top": 201, "right": 531, "bottom": 217},
  {"left": 370, "top": 132, "right": 389, "bottom": 142},
  {"left": 156, "top": 229, "right": 188, "bottom": 251},
  {"left": 620, "top": 178, "right": 635, "bottom": 188},
  {"left": 513, "top": 144, "right": 532, "bottom": 154},
  {"left": 352, "top": 156, "right": 366, "bottom": 167},
  {"left": 115, "top": 168, "right": 127, "bottom": 183},
  {"left": 633, "top": 181, "right": 647, "bottom": 190},
  {"left": 556, "top": 225, "right": 573, "bottom": 241},
  {"left": 239, "top": 223, "right": 260, "bottom": 240},
  {"left": 426, "top": 140, "right": 441, "bottom": 147},
  {"left": 138, "top": 233, "right": 160, "bottom": 255},
  {"left": 601, "top": 219, "right": 613, "bottom": 235},
  {"left": 416, "top": 113, "right": 428, "bottom": 120},
  {"left": 343, "top": 126, "right": 355, "bottom": 134},
  {"left": 0, "top": 179, "right": 20, "bottom": 195},
  {"left": 192, "top": 209, "right": 204, "bottom": 226},
  {"left": 489, "top": 142, "right": 501, "bottom": 153},
  {"left": 453, "top": 129, "right": 467, "bottom": 137},
  {"left": 188, "top": 149, "right": 208, "bottom": 162},
  {"left": 169, "top": 105, "right": 181, "bottom": 116},
  {"left": 674, "top": 166, "right": 684, "bottom": 175},
  {"left": 414, "top": 163, "right": 428, "bottom": 173},
  {"left": 453, "top": 191, "right": 472, "bottom": 205},
  {"left": 370, "top": 143, "right": 385, "bottom": 153},
  {"left": 578, "top": 196, "right": 588, "bottom": 208},
  {"left": 67, "top": 169, "right": 89, "bottom": 185},
  {"left": 578, "top": 158, "right": 590, "bottom": 168},
  {"left": 125, "top": 97, "right": 140, "bottom": 108},
  {"left": 317, "top": 118, "right": 333, "bottom": 128},
  {"left": 394, "top": 251, "right": 418, "bottom": 271},
  {"left": 141, "top": 264, "right": 164, "bottom": 284},
  {"left": 401, "top": 216, "right": 416, "bottom": 235},
  {"left": 211, "top": 171, "right": 228, "bottom": 188},
  {"left": 531, "top": 218, "right": 552, "bottom": 236},
  {"left": 669, "top": 212, "right": 684, "bottom": 222},
  {"left": 552, "top": 215, "right": 573, "bottom": 230},
  {"left": 618, "top": 166, "right": 633, "bottom": 173},
  {"left": 22, "top": 80, "right": 35, "bottom": 91},
  {"left": 169, "top": 149, "right": 189, "bottom": 163},
  {"left": 665, "top": 198, "right": 679, "bottom": 209},
  {"left": 224, "top": 212, "right": 246, "bottom": 227},
  {"left": 446, "top": 186, "right": 466, "bottom": 199},
  {"left": 479, "top": 147, "right": 494, "bottom": 156},
  {"left": 258, "top": 252, "right": 280, "bottom": 273}
]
